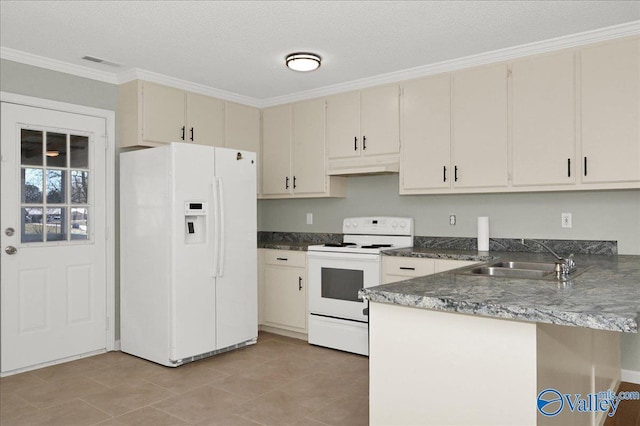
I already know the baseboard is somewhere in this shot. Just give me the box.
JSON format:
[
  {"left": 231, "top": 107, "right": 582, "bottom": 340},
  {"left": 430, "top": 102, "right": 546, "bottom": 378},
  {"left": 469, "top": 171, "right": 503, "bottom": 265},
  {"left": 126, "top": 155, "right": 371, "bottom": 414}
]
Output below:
[
  {"left": 259, "top": 325, "right": 308, "bottom": 342},
  {"left": 621, "top": 369, "right": 640, "bottom": 384}
]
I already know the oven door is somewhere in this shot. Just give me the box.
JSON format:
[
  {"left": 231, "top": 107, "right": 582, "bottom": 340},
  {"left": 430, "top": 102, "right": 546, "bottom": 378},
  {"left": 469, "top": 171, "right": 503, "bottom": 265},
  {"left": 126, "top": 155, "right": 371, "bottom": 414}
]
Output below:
[{"left": 307, "top": 251, "right": 380, "bottom": 322}]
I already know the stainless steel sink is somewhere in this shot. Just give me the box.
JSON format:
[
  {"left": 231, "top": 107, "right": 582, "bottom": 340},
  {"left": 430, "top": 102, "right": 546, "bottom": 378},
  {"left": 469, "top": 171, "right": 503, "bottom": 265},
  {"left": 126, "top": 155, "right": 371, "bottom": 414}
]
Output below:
[
  {"left": 468, "top": 266, "right": 552, "bottom": 279},
  {"left": 456, "top": 259, "right": 583, "bottom": 281},
  {"left": 488, "top": 261, "right": 557, "bottom": 272}
]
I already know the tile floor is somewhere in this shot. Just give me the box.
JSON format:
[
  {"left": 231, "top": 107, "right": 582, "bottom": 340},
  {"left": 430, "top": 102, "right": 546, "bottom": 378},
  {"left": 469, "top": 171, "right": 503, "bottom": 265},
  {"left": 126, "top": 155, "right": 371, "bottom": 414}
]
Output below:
[{"left": 0, "top": 332, "right": 369, "bottom": 425}]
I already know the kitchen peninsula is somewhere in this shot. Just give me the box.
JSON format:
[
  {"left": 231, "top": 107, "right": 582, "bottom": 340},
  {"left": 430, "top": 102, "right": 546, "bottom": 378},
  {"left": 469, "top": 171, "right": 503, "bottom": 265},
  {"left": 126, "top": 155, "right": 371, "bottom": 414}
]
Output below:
[{"left": 361, "top": 251, "right": 640, "bottom": 425}]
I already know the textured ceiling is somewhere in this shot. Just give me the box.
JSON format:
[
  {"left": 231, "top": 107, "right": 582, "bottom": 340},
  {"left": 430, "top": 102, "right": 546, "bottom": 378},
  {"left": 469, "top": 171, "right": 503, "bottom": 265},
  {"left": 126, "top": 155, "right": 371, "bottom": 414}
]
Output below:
[{"left": 1, "top": 1, "right": 639, "bottom": 103}]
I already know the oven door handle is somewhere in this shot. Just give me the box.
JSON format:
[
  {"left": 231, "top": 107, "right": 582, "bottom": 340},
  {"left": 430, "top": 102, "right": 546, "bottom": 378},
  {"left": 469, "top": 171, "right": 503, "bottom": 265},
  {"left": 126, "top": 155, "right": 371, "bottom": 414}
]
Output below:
[{"left": 362, "top": 307, "right": 369, "bottom": 316}]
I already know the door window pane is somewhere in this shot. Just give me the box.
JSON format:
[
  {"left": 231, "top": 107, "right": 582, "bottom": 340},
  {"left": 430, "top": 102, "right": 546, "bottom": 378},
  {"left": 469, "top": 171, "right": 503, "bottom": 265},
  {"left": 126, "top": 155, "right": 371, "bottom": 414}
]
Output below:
[
  {"left": 46, "top": 132, "right": 67, "bottom": 167},
  {"left": 21, "top": 207, "right": 44, "bottom": 243},
  {"left": 46, "top": 208, "right": 67, "bottom": 241},
  {"left": 21, "top": 129, "right": 43, "bottom": 166},
  {"left": 70, "top": 135, "right": 89, "bottom": 168},
  {"left": 46, "top": 170, "right": 66, "bottom": 204},
  {"left": 71, "top": 171, "right": 88, "bottom": 204},
  {"left": 21, "top": 168, "right": 43, "bottom": 203},
  {"left": 71, "top": 208, "right": 88, "bottom": 240}
]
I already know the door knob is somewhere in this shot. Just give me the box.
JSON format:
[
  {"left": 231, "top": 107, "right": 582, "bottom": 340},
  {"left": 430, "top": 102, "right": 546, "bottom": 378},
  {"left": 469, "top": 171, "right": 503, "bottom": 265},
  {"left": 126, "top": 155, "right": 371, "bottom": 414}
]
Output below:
[
  {"left": 5, "top": 246, "right": 17, "bottom": 255},
  {"left": 5, "top": 227, "right": 15, "bottom": 236}
]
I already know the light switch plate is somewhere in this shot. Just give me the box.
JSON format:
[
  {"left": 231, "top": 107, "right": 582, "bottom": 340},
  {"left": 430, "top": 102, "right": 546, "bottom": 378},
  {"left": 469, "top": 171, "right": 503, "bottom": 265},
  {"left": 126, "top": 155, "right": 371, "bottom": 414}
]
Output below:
[
  {"left": 561, "top": 212, "right": 572, "bottom": 228},
  {"left": 306, "top": 213, "right": 313, "bottom": 225}
]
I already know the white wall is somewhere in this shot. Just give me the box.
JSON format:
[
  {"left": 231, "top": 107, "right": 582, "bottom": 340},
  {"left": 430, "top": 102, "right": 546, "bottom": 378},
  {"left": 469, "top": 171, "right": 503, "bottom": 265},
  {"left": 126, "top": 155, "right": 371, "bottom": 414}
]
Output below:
[{"left": 259, "top": 174, "right": 640, "bottom": 372}]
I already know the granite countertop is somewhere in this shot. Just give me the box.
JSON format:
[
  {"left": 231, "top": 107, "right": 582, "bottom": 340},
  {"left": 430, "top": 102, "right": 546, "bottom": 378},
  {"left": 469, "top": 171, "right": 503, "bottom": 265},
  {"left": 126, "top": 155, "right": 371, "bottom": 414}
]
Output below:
[
  {"left": 381, "top": 247, "right": 497, "bottom": 262},
  {"left": 258, "top": 240, "right": 316, "bottom": 251},
  {"left": 361, "top": 251, "right": 640, "bottom": 333}
]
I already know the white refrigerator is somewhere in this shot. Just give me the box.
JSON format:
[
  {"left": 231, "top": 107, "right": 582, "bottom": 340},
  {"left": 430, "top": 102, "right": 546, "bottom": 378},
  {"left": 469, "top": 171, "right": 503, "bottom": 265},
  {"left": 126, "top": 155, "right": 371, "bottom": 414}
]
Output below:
[{"left": 120, "top": 143, "right": 257, "bottom": 367}]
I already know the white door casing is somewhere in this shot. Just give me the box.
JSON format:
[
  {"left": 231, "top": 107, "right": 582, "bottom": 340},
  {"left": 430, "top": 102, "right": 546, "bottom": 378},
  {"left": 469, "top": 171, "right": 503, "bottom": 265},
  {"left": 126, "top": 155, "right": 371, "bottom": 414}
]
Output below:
[{"left": 1, "top": 94, "right": 115, "bottom": 375}]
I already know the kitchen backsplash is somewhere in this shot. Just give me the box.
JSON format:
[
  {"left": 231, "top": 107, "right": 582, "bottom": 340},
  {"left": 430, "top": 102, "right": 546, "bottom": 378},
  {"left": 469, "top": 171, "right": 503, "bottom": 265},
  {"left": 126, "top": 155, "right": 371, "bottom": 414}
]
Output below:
[
  {"left": 414, "top": 236, "right": 617, "bottom": 255},
  {"left": 258, "top": 232, "right": 617, "bottom": 255}
]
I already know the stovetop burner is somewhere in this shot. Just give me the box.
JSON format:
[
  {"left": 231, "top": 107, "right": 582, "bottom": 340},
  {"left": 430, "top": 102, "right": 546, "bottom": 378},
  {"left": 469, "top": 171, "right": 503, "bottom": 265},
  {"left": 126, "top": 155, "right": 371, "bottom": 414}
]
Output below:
[{"left": 323, "top": 243, "right": 357, "bottom": 247}]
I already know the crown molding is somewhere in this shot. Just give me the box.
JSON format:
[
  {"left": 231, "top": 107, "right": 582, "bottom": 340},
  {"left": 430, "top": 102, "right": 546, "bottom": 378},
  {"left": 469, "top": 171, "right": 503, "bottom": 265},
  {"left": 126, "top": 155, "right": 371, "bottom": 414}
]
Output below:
[
  {"left": 0, "top": 47, "right": 119, "bottom": 84},
  {"left": 117, "top": 69, "right": 261, "bottom": 108},
  {"left": 260, "top": 20, "right": 640, "bottom": 107},
  {"left": 2, "top": 21, "right": 638, "bottom": 109}
]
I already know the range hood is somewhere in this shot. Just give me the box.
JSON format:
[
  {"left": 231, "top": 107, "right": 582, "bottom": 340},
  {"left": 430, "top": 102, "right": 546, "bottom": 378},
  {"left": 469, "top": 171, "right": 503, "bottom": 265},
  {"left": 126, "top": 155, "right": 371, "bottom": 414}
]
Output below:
[
  {"left": 327, "top": 163, "right": 399, "bottom": 176},
  {"left": 327, "top": 155, "right": 400, "bottom": 176}
]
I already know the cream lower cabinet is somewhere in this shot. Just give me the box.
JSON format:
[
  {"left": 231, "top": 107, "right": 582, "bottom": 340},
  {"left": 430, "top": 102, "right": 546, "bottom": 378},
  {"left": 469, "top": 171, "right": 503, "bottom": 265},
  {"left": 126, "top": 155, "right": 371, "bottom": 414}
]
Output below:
[
  {"left": 382, "top": 256, "right": 478, "bottom": 284},
  {"left": 118, "top": 80, "right": 224, "bottom": 148},
  {"left": 581, "top": 36, "right": 640, "bottom": 185},
  {"left": 260, "top": 250, "right": 307, "bottom": 334}
]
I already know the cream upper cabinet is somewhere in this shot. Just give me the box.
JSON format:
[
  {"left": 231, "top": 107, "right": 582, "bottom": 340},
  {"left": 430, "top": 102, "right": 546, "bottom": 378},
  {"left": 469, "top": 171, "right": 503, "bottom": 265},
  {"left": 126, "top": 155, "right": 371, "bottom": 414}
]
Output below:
[
  {"left": 262, "top": 100, "right": 346, "bottom": 198},
  {"left": 326, "top": 85, "right": 400, "bottom": 172},
  {"left": 452, "top": 63, "right": 509, "bottom": 189},
  {"left": 118, "top": 80, "right": 224, "bottom": 148},
  {"left": 262, "top": 104, "right": 292, "bottom": 196},
  {"left": 401, "top": 74, "right": 452, "bottom": 192},
  {"left": 512, "top": 51, "right": 576, "bottom": 187},
  {"left": 185, "top": 92, "right": 224, "bottom": 147},
  {"left": 224, "top": 102, "right": 260, "bottom": 152},
  {"left": 581, "top": 37, "right": 640, "bottom": 184},
  {"left": 140, "top": 82, "right": 185, "bottom": 144},
  {"left": 224, "top": 102, "right": 261, "bottom": 195},
  {"left": 360, "top": 85, "right": 401, "bottom": 157},
  {"left": 327, "top": 91, "right": 361, "bottom": 160},
  {"left": 292, "top": 98, "right": 327, "bottom": 194}
]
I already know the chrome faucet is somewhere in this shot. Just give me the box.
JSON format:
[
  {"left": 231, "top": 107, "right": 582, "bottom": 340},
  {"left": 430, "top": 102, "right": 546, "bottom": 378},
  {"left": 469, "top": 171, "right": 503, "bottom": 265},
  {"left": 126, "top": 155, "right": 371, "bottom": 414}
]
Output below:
[{"left": 522, "top": 239, "right": 577, "bottom": 278}]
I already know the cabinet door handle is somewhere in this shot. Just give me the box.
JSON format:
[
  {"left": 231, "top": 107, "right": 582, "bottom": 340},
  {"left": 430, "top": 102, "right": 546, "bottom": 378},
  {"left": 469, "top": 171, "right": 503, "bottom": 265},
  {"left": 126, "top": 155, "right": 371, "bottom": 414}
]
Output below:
[
  {"left": 190, "top": 127, "right": 194, "bottom": 141},
  {"left": 567, "top": 158, "right": 571, "bottom": 178},
  {"left": 399, "top": 267, "right": 416, "bottom": 271},
  {"left": 285, "top": 176, "right": 289, "bottom": 189},
  {"left": 454, "top": 166, "right": 458, "bottom": 182},
  {"left": 298, "top": 276, "right": 302, "bottom": 291},
  {"left": 584, "top": 157, "right": 588, "bottom": 176},
  {"left": 363, "top": 136, "right": 367, "bottom": 150},
  {"left": 354, "top": 136, "right": 358, "bottom": 151},
  {"left": 293, "top": 176, "right": 297, "bottom": 189},
  {"left": 276, "top": 257, "right": 288, "bottom": 261},
  {"left": 181, "top": 126, "right": 185, "bottom": 141},
  {"left": 443, "top": 166, "right": 447, "bottom": 182}
]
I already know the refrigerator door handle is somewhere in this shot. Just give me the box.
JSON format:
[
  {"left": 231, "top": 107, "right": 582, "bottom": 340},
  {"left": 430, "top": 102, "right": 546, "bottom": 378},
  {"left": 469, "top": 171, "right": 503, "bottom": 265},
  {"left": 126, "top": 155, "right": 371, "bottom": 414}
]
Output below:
[
  {"left": 217, "top": 177, "right": 226, "bottom": 278},
  {"left": 212, "top": 181, "right": 219, "bottom": 278}
]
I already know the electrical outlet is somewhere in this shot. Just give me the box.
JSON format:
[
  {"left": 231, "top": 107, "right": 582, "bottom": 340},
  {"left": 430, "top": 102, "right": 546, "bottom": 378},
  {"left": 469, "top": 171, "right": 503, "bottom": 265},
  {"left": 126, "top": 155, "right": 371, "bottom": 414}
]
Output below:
[
  {"left": 306, "top": 213, "right": 313, "bottom": 225},
  {"left": 449, "top": 214, "right": 456, "bottom": 226},
  {"left": 561, "top": 212, "right": 572, "bottom": 228}
]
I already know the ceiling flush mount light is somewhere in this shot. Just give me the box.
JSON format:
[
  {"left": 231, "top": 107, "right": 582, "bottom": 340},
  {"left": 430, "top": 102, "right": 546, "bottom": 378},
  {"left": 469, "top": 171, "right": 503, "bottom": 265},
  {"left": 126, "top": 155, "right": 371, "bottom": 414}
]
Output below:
[{"left": 286, "top": 52, "right": 321, "bottom": 72}]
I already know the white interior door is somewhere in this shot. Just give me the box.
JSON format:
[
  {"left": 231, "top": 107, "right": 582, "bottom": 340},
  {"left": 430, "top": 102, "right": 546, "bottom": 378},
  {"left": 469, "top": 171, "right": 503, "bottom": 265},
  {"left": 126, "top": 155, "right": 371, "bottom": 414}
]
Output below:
[{"left": 1, "top": 102, "right": 107, "bottom": 374}]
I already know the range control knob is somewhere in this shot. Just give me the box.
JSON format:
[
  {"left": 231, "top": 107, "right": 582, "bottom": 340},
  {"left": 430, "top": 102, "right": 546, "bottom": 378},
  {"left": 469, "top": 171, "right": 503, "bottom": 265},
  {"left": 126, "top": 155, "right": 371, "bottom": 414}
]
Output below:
[
  {"left": 400, "top": 221, "right": 406, "bottom": 228},
  {"left": 353, "top": 222, "right": 358, "bottom": 228},
  {"left": 345, "top": 222, "right": 352, "bottom": 229},
  {"left": 392, "top": 221, "right": 398, "bottom": 228}
]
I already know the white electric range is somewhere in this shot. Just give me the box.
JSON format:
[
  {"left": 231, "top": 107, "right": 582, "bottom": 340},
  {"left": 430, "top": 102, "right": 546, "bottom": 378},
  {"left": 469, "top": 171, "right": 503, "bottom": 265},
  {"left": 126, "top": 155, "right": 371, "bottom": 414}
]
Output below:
[{"left": 307, "top": 217, "right": 414, "bottom": 356}]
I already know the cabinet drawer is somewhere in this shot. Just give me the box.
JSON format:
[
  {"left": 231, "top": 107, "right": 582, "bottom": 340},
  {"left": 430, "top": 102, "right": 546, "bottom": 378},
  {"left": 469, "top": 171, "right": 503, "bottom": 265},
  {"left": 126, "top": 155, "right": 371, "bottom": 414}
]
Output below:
[
  {"left": 383, "top": 257, "right": 435, "bottom": 277},
  {"left": 263, "top": 250, "right": 306, "bottom": 268}
]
